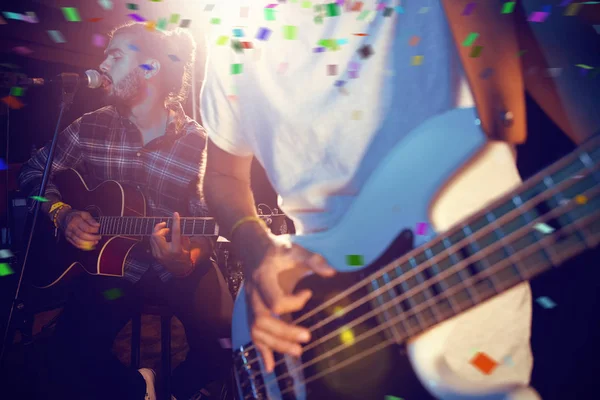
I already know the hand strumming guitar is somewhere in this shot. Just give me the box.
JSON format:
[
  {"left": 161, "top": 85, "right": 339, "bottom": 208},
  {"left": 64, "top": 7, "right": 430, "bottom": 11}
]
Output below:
[
  {"left": 150, "top": 211, "right": 207, "bottom": 277},
  {"left": 58, "top": 209, "right": 101, "bottom": 251},
  {"left": 239, "top": 225, "right": 337, "bottom": 373}
]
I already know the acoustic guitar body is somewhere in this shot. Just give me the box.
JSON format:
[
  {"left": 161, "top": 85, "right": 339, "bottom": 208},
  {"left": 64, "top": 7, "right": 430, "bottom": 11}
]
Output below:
[{"left": 27, "top": 169, "right": 146, "bottom": 289}]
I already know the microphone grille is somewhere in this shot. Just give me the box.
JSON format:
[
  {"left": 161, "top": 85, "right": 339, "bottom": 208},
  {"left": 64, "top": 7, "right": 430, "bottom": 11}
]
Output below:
[{"left": 85, "top": 69, "right": 102, "bottom": 89}]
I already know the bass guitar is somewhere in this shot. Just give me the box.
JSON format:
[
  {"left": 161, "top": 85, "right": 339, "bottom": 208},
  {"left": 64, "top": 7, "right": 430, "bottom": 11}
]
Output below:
[{"left": 231, "top": 108, "right": 599, "bottom": 399}]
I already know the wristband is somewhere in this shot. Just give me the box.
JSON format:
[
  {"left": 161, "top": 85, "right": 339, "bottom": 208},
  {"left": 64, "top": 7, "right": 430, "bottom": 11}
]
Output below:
[
  {"left": 49, "top": 201, "right": 67, "bottom": 215},
  {"left": 230, "top": 216, "right": 266, "bottom": 239},
  {"left": 52, "top": 204, "right": 72, "bottom": 230}
]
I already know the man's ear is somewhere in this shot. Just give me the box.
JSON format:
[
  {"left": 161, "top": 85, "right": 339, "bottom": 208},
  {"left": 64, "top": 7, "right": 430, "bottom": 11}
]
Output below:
[{"left": 142, "top": 58, "right": 161, "bottom": 79}]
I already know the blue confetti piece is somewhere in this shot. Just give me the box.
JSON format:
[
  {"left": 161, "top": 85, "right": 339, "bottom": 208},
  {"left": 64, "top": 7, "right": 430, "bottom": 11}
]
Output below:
[
  {"left": 536, "top": 296, "right": 557, "bottom": 309},
  {"left": 256, "top": 27, "right": 272, "bottom": 41},
  {"left": 334, "top": 80, "right": 346, "bottom": 87},
  {"left": 0, "top": 158, "right": 7, "bottom": 170},
  {"left": 168, "top": 54, "right": 180, "bottom": 62},
  {"left": 128, "top": 44, "right": 139, "bottom": 52},
  {"left": 139, "top": 64, "right": 154, "bottom": 71},
  {"left": 313, "top": 47, "right": 326, "bottom": 53},
  {"left": 542, "top": 5, "right": 552, "bottom": 13},
  {"left": 395, "top": 5, "right": 405, "bottom": 14},
  {"left": 337, "top": 38, "right": 349, "bottom": 45},
  {"left": 233, "top": 28, "right": 244, "bottom": 37}
]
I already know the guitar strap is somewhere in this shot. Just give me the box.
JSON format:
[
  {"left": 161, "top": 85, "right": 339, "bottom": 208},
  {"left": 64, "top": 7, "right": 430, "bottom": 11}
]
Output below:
[{"left": 440, "top": 0, "right": 527, "bottom": 144}]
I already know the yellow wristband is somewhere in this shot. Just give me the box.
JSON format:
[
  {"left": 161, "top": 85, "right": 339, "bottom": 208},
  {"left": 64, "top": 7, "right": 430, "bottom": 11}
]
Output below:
[
  {"left": 49, "top": 201, "right": 67, "bottom": 215},
  {"left": 230, "top": 216, "right": 266, "bottom": 239}
]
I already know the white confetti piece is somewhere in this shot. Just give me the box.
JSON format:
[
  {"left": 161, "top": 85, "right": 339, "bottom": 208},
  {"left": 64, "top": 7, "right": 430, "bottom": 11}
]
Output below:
[
  {"left": 98, "top": 0, "right": 113, "bottom": 11},
  {"left": 48, "top": 30, "right": 66, "bottom": 44},
  {"left": 533, "top": 222, "right": 554, "bottom": 234},
  {"left": 0, "top": 249, "right": 14, "bottom": 258}
]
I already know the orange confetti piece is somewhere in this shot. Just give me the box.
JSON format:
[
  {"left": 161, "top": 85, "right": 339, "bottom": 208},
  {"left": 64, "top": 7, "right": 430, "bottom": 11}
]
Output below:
[
  {"left": 575, "top": 195, "right": 588, "bottom": 205},
  {"left": 409, "top": 35, "right": 420, "bottom": 46},
  {"left": 1, "top": 96, "right": 24, "bottom": 110},
  {"left": 470, "top": 352, "right": 499, "bottom": 375},
  {"left": 353, "top": 33, "right": 369, "bottom": 36},
  {"left": 87, "top": 17, "right": 103, "bottom": 22}
]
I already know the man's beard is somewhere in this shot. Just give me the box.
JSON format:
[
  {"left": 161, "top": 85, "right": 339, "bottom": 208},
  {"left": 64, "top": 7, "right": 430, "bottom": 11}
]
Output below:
[{"left": 105, "top": 68, "right": 145, "bottom": 107}]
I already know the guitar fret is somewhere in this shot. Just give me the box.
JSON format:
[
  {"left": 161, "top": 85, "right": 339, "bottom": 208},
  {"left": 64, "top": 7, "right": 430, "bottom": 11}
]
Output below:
[
  {"left": 461, "top": 225, "right": 501, "bottom": 297},
  {"left": 408, "top": 257, "right": 441, "bottom": 326},
  {"left": 484, "top": 211, "right": 527, "bottom": 284},
  {"left": 183, "top": 218, "right": 187, "bottom": 236},
  {"left": 203, "top": 219, "right": 207, "bottom": 235},
  {"left": 394, "top": 262, "right": 426, "bottom": 333},
  {"left": 193, "top": 219, "right": 197, "bottom": 235},
  {"left": 441, "top": 237, "right": 480, "bottom": 305},
  {"left": 369, "top": 278, "right": 404, "bottom": 343},
  {"left": 380, "top": 272, "right": 412, "bottom": 338},
  {"left": 423, "top": 246, "right": 461, "bottom": 316}
]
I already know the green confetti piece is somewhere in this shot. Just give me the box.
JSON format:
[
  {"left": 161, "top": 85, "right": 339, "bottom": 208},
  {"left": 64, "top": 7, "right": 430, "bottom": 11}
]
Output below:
[
  {"left": 170, "top": 13, "right": 180, "bottom": 24},
  {"left": 216, "top": 35, "right": 229, "bottom": 46},
  {"left": 357, "top": 10, "right": 370, "bottom": 20},
  {"left": 211, "top": 18, "right": 221, "bottom": 25},
  {"left": 30, "top": 196, "right": 49, "bottom": 202},
  {"left": 61, "top": 7, "right": 81, "bottom": 22},
  {"left": 384, "top": 396, "right": 404, "bottom": 400},
  {"left": 470, "top": 45, "right": 483, "bottom": 58},
  {"left": 302, "top": 1, "right": 312, "bottom": 8},
  {"left": 0, "top": 262, "right": 14, "bottom": 277},
  {"left": 103, "top": 288, "right": 124, "bottom": 300},
  {"left": 126, "top": 3, "right": 138, "bottom": 10},
  {"left": 501, "top": 2, "right": 516, "bottom": 14},
  {"left": 346, "top": 254, "right": 364, "bottom": 267},
  {"left": 576, "top": 64, "right": 594, "bottom": 70},
  {"left": 231, "top": 63, "right": 243, "bottom": 75},
  {"left": 231, "top": 40, "right": 243, "bottom": 53},
  {"left": 462, "top": 32, "right": 479, "bottom": 47},
  {"left": 326, "top": 3, "right": 341, "bottom": 17},
  {"left": 156, "top": 18, "right": 168, "bottom": 31},
  {"left": 265, "top": 8, "right": 276, "bottom": 21},
  {"left": 283, "top": 25, "right": 298, "bottom": 40},
  {"left": 10, "top": 87, "right": 24, "bottom": 97},
  {"left": 314, "top": 15, "right": 323, "bottom": 24}
]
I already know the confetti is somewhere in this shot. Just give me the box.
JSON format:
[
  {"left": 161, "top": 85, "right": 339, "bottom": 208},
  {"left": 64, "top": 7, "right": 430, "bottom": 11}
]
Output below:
[
  {"left": 0, "top": 249, "right": 14, "bottom": 258},
  {"left": 218, "top": 338, "right": 232, "bottom": 349},
  {"left": 528, "top": 12, "right": 549, "bottom": 23},
  {"left": 314, "top": 15, "right": 324, "bottom": 24},
  {"left": 409, "top": 36, "right": 420, "bottom": 46},
  {"left": 340, "top": 326, "right": 355, "bottom": 345},
  {"left": 265, "top": 8, "right": 276, "bottom": 21},
  {"left": 10, "top": 87, "right": 24, "bottom": 97},
  {"left": 126, "top": 3, "right": 138, "bottom": 10},
  {"left": 283, "top": 25, "right": 298, "bottom": 40},
  {"left": 256, "top": 27, "right": 272, "bottom": 41},
  {"left": 462, "top": 32, "right": 479, "bottom": 47},
  {"left": 179, "top": 19, "right": 191, "bottom": 28},
  {"left": 168, "top": 54, "right": 180, "bottom": 62},
  {"left": 346, "top": 254, "right": 364, "bottom": 266},
  {"left": 352, "top": 2, "right": 364, "bottom": 12},
  {"left": 327, "top": 64, "right": 338, "bottom": 75},
  {"left": 337, "top": 38, "right": 349, "bottom": 45},
  {"left": 103, "top": 288, "right": 124, "bottom": 300},
  {"left": 48, "top": 30, "right": 66, "bottom": 44},
  {"left": 575, "top": 195, "right": 588, "bottom": 204},
  {"left": 383, "top": 7, "right": 394, "bottom": 17},
  {"left": 2, "top": 12, "right": 22, "bottom": 21},
  {"left": 411, "top": 55, "right": 424, "bottom": 66},
  {"left": 594, "top": 25, "right": 600, "bottom": 34},
  {"left": 98, "top": 0, "right": 113, "bottom": 10},
  {"left": 145, "top": 21, "right": 156, "bottom": 31},
  {"left": 313, "top": 47, "right": 326, "bottom": 53},
  {"left": 395, "top": 5, "right": 405, "bottom": 14},
  {"left": 231, "top": 63, "right": 243, "bottom": 75},
  {"left": 30, "top": 196, "right": 49, "bottom": 202},
  {"left": 349, "top": 70, "right": 359, "bottom": 79},
  {"left": 462, "top": 2, "right": 476, "bottom": 16},
  {"left": 139, "top": 64, "right": 153, "bottom": 71},
  {"left": 0, "top": 263, "right": 14, "bottom": 277},
  {"left": 0, "top": 158, "right": 7, "bottom": 170},
  {"left": 470, "top": 352, "right": 499, "bottom": 375},
  {"left": 384, "top": 397, "right": 404, "bottom": 400},
  {"left": 334, "top": 80, "right": 346, "bottom": 88},
  {"left": 357, "top": 44, "right": 373, "bottom": 59},
  {"left": 357, "top": 10, "right": 370, "bottom": 21},
  {"left": 241, "top": 42, "right": 253, "bottom": 49},
  {"left": 1, "top": 96, "right": 24, "bottom": 109},
  {"left": 415, "top": 222, "right": 428, "bottom": 235},
  {"left": 128, "top": 13, "right": 146, "bottom": 22},
  {"left": 353, "top": 33, "right": 369, "bottom": 37},
  {"left": 302, "top": 1, "right": 313, "bottom": 8},
  {"left": 92, "top": 34, "right": 106, "bottom": 48},
  {"left": 536, "top": 296, "right": 557, "bottom": 309},
  {"left": 233, "top": 28, "right": 244, "bottom": 38},
  {"left": 128, "top": 44, "right": 139, "bottom": 51},
  {"left": 216, "top": 36, "right": 229, "bottom": 46},
  {"left": 170, "top": 13, "right": 180, "bottom": 24},
  {"left": 204, "top": 4, "right": 215, "bottom": 12},
  {"left": 61, "top": 7, "right": 81, "bottom": 22},
  {"left": 351, "top": 110, "right": 362, "bottom": 120},
  {"left": 470, "top": 45, "right": 483, "bottom": 58},
  {"left": 534, "top": 222, "right": 555, "bottom": 234},
  {"left": 156, "top": 18, "right": 167, "bottom": 31},
  {"left": 88, "top": 17, "right": 104, "bottom": 22},
  {"left": 23, "top": 12, "right": 39, "bottom": 24},
  {"left": 503, "top": 355, "right": 514, "bottom": 366},
  {"left": 502, "top": 2, "right": 516, "bottom": 14},
  {"left": 326, "top": 3, "right": 341, "bottom": 16},
  {"left": 564, "top": 3, "right": 582, "bottom": 15},
  {"left": 231, "top": 40, "right": 243, "bottom": 53},
  {"left": 210, "top": 18, "right": 221, "bottom": 25},
  {"left": 13, "top": 46, "right": 33, "bottom": 55},
  {"left": 576, "top": 64, "right": 594, "bottom": 70}
]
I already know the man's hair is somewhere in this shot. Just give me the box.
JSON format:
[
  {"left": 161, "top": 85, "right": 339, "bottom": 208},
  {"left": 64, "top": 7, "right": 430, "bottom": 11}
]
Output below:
[{"left": 108, "top": 22, "right": 196, "bottom": 104}]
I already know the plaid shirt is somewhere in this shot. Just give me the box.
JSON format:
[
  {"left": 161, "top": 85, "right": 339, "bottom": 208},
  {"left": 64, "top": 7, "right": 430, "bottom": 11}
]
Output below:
[{"left": 19, "top": 103, "right": 210, "bottom": 284}]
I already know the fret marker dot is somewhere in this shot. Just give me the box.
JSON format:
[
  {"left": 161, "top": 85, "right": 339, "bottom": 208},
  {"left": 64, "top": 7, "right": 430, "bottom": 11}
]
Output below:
[
  {"left": 339, "top": 326, "right": 355, "bottom": 345},
  {"left": 574, "top": 195, "right": 587, "bottom": 205},
  {"left": 346, "top": 254, "right": 364, "bottom": 267}
]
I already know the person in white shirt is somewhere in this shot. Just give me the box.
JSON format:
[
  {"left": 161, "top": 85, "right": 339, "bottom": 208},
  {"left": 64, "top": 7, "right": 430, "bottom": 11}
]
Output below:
[{"left": 200, "top": 1, "right": 598, "bottom": 399}]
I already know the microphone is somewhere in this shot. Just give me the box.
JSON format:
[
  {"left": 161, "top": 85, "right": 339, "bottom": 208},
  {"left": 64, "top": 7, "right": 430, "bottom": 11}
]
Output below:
[{"left": 15, "top": 70, "right": 103, "bottom": 89}]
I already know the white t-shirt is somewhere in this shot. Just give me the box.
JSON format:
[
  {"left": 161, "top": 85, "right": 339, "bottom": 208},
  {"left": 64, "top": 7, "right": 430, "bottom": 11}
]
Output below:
[{"left": 201, "top": 1, "right": 534, "bottom": 398}]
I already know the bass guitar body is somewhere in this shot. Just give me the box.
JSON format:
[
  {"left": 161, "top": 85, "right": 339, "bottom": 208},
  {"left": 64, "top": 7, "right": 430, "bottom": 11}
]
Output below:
[{"left": 28, "top": 169, "right": 146, "bottom": 289}]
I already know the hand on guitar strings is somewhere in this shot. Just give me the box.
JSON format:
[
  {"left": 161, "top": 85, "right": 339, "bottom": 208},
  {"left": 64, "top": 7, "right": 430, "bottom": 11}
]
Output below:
[
  {"left": 150, "top": 211, "right": 198, "bottom": 276},
  {"left": 245, "top": 238, "right": 336, "bottom": 373},
  {"left": 60, "top": 210, "right": 101, "bottom": 251}
]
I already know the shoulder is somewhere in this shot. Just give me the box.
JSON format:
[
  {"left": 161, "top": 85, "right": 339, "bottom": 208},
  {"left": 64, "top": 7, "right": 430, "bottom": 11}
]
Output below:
[
  {"left": 180, "top": 117, "right": 207, "bottom": 143},
  {"left": 80, "top": 105, "right": 119, "bottom": 125}
]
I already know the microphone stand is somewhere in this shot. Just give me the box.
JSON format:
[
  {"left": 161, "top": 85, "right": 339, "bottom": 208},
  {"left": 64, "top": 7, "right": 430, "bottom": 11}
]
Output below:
[{"left": 0, "top": 73, "right": 80, "bottom": 365}]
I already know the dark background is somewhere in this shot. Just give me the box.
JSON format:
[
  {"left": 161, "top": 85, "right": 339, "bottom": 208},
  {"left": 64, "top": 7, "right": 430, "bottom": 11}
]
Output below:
[{"left": 0, "top": 1, "right": 599, "bottom": 399}]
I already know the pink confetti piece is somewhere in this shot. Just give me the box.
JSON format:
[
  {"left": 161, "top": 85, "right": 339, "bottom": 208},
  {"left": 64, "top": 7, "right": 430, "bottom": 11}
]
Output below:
[
  {"left": 92, "top": 34, "right": 107, "bottom": 48},
  {"left": 265, "top": 3, "right": 278, "bottom": 8},
  {"left": 377, "top": 2, "right": 386, "bottom": 11},
  {"left": 13, "top": 46, "right": 33, "bottom": 55},
  {"left": 528, "top": 11, "right": 549, "bottom": 23},
  {"left": 416, "top": 222, "right": 428, "bottom": 235}
]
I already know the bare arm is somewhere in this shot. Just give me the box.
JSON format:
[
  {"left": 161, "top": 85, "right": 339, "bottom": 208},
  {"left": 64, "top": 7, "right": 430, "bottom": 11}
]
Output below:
[{"left": 203, "top": 139, "right": 274, "bottom": 272}]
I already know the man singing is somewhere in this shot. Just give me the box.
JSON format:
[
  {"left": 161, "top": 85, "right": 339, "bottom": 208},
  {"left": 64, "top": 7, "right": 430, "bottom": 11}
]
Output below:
[
  {"left": 18, "top": 23, "right": 232, "bottom": 400},
  {"left": 201, "top": 1, "right": 598, "bottom": 400}
]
